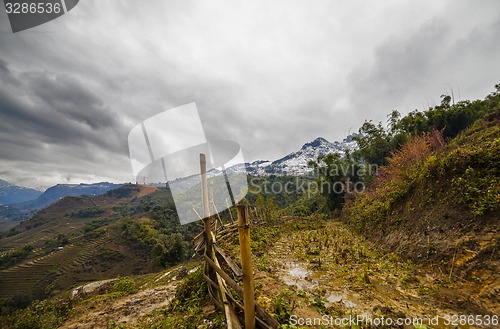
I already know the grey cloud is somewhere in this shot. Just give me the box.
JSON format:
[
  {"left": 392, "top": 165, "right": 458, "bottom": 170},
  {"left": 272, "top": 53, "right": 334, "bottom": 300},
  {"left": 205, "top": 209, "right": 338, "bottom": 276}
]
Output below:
[
  {"left": 1, "top": 0, "right": 499, "bottom": 188},
  {"left": 348, "top": 19, "right": 450, "bottom": 117},
  {"left": 0, "top": 62, "right": 125, "bottom": 153},
  {"left": 347, "top": 2, "right": 500, "bottom": 126},
  {"left": 26, "top": 73, "right": 115, "bottom": 129}
]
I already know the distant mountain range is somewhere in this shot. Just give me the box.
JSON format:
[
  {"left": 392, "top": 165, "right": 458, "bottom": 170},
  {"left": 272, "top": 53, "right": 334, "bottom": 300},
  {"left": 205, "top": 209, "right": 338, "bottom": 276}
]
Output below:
[
  {"left": 13, "top": 182, "right": 123, "bottom": 211},
  {"left": 159, "top": 134, "right": 359, "bottom": 193},
  {"left": 230, "top": 134, "right": 358, "bottom": 176},
  {"left": 162, "top": 134, "right": 359, "bottom": 193},
  {"left": 0, "top": 135, "right": 357, "bottom": 227},
  {"left": 0, "top": 179, "right": 42, "bottom": 205},
  {"left": 0, "top": 182, "right": 122, "bottom": 228}
]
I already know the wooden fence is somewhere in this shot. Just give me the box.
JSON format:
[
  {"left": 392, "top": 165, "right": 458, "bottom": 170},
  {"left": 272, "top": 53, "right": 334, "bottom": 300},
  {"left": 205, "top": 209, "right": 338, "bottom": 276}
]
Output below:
[{"left": 192, "top": 154, "right": 279, "bottom": 329}]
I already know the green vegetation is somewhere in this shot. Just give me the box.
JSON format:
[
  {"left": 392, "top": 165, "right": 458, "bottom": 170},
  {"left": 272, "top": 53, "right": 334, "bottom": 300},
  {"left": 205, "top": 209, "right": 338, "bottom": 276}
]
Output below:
[
  {"left": 0, "top": 297, "right": 73, "bottom": 329},
  {"left": 137, "top": 267, "right": 224, "bottom": 329},
  {"left": 247, "top": 175, "right": 312, "bottom": 207},
  {"left": 354, "top": 84, "right": 500, "bottom": 167},
  {"left": 344, "top": 108, "right": 499, "bottom": 232},
  {"left": 70, "top": 206, "right": 105, "bottom": 218},
  {"left": 121, "top": 212, "right": 195, "bottom": 270},
  {"left": 111, "top": 276, "right": 137, "bottom": 295},
  {"left": 106, "top": 184, "right": 139, "bottom": 198},
  {"left": 117, "top": 197, "right": 200, "bottom": 270},
  {"left": 307, "top": 150, "right": 366, "bottom": 211},
  {"left": 0, "top": 245, "right": 33, "bottom": 270},
  {"left": 0, "top": 275, "right": 138, "bottom": 328},
  {"left": 273, "top": 288, "right": 297, "bottom": 324},
  {"left": 302, "top": 84, "right": 500, "bottom": 215}
]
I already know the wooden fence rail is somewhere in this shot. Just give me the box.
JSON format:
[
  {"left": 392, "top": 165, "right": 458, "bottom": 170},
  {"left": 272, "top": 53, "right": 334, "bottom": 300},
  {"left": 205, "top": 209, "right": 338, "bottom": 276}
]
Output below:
[{"left": 193, "top": 154, "right": 279, "bottom": 329}]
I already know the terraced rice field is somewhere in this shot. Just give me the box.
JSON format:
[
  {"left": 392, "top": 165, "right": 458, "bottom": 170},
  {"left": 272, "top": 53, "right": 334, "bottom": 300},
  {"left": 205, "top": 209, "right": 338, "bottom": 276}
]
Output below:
[{"left": 0, "top": 234, "right": 111, "bottom": 299}]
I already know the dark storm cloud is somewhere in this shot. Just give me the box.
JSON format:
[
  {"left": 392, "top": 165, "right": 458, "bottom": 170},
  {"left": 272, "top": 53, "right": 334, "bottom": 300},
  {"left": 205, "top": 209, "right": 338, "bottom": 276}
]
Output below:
[
  {"left": 0, "top": 61, "right": 124, "bottom": 153},
  {"left": 0, "top": 0, "right": 499, "bottom": 188},
  {"left": 0, "top": 58, "right": 9, "bottom": 76},
  {"left": 0, "top": 57, "right": 133, "bottom": 188}
]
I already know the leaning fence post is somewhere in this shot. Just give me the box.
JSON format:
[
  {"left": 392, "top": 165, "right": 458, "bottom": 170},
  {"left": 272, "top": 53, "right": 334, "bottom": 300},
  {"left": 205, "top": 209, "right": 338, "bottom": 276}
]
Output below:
[
  {"left": 200, "top": 154, "right": 213, "bottom": 252},
  {"left": 237, "top": 205, "right": 256, "bottom": 329}
]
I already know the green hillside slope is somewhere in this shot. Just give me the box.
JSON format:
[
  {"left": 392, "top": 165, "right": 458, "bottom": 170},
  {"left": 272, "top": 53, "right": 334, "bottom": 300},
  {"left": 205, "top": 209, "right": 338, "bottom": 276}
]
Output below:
[
  {"left": 343, "top": 109, "right": 499, "bottom": 313},
  {"left": 0, "top": 185, "right": 198, "bottom": 310}
]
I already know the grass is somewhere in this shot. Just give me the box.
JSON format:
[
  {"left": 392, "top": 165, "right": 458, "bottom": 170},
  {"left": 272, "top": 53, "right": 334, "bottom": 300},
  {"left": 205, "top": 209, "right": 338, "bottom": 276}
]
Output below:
[
  {"left": 135, "top": 266, "right": 224, "bottom": 329},
  {"left": 342, "top": 110, "right": 499, "bottom": 268}
]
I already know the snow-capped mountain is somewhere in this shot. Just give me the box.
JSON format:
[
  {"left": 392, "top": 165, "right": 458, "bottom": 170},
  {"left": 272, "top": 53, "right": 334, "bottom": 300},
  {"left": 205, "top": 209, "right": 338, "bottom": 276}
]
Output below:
[
  {"left": 0, "top": 179, "right": 42, "bottom": 205},
  {"left": 234, "top": 134, "right": 358, "bottom": 176}
]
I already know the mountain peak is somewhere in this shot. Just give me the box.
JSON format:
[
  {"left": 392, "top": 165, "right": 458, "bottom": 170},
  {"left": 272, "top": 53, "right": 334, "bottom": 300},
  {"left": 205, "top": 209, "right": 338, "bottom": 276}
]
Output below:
[
  {"left": 301, "top": 137, "right": 331, "bottom": 150},
  {"left": 0, "top": 179, "right": 43, "bottom": 205}
]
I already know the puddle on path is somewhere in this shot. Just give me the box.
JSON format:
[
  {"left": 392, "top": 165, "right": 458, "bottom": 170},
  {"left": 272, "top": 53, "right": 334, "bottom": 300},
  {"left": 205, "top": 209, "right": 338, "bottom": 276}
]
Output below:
[
  {"left": 325, "top": 291, "right": 357, "bottom": 308},
  {"left": 277, "top": 259, "right": 359, "bottom": 309},
  {"left": 281, "top": 261, "right": 318, "bottom": 291}
]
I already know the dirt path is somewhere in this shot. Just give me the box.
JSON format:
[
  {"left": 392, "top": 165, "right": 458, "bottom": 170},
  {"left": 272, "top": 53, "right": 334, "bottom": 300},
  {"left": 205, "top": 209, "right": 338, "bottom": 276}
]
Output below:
[
  {"left": 61, "top": 282, "right": 178, "bottom": 329},
  {"left": 263, "top": 221, "right": 496, "bottom": 328}
]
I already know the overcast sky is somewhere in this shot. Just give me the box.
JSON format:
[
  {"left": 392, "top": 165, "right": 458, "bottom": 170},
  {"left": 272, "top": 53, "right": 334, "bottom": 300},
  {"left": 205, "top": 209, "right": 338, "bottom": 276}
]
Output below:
[{"left": 1, "top": 0, "right": 499, "bottom": 190}]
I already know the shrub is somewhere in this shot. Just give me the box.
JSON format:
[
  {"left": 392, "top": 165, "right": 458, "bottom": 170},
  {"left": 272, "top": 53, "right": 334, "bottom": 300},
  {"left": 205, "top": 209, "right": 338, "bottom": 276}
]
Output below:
[
  {"left": 70, "top": 206, "right": 105, "bottom": 218},
  {"left": 111, "top": 276, "right": 136, "bottom": 295}
]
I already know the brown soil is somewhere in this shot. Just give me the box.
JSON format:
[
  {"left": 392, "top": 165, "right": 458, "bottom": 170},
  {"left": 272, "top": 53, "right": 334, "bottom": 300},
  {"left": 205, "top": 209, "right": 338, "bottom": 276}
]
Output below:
[
  {"left": 61, "top": 282, "right": 178, "bottom": 329},
  {"left": 262, "top": 220, "right": 498, "bottom": 328},
  {"left": 137, "top": 186, "right": 158, "bottom": 198}
]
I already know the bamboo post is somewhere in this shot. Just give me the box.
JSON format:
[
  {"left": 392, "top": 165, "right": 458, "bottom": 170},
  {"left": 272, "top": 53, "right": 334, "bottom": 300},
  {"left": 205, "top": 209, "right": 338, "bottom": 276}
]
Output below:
[
  {"left": 237, "top": 205, "right": 256, "bottom": 329},
  {"left": 200, "top": 154, "right": 213, "bottom": 252}
]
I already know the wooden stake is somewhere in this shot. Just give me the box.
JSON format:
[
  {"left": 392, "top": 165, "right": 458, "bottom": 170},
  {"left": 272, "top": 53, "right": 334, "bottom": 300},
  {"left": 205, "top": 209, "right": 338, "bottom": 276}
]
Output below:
[
  {"left": 226, "top": 198, "right": 235, "bottom": 223},
  {"left": 212, "top": 201, "right": 225, "bottom": 229},
  {"left": 192, "top": 207, "right": 203, "bottom": 220},
  {"left": 210, "top": 233, "right": 236, "bottom": 329},
  {"left": 200, "top": 154, "right": 213, "bottom": 252},
  {"left": 237, "top": 205, "right": 255, "bottom": 329}
]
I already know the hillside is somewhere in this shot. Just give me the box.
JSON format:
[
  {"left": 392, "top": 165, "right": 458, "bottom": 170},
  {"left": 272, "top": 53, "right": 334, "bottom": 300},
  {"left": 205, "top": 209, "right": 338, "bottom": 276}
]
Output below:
[
  {"left": 0, "top": 184, "right": 199, "bottom": 309},
  {"left": 343, "top": 109, "right": 499, "bottom": 314},
  {"left": 1, "top": 215, "right": 497, "bottom": 328},
  {"left": 0, "top": 182, "right": 123, "bottom": 232}
]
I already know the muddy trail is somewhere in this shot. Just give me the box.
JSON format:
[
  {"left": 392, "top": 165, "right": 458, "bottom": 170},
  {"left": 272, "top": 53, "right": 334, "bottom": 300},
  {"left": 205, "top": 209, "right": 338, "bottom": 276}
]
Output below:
[
  {"left": 256, "top": 220, "right": 497, "bottom": 329},
  {"left": 58, "top": 265, "right": 200, "bottom": 329},
  {"left": 61, "top": 283, "right": 178, "bottom": 329},
  {"left": 51, "top": 219, "right": 495, "bottom": 328}
]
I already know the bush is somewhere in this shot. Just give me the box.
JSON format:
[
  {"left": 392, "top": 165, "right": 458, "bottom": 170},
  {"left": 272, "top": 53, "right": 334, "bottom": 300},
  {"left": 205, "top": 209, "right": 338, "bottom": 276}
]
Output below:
[
  {"left": 70, "top": 206, "right": 104, "bottom": 218},
  {"left": 111, "top": 276, "right": 136, "bottom": 295}
]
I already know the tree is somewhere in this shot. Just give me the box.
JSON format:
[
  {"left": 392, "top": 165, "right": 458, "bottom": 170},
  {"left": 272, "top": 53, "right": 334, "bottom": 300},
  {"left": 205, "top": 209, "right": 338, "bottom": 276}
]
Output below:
[
  {"left": 354, "top": 121, "right": 391, "bottom": 166},
  {"left": 308, "top": 151, "right": 364, "bottom": 211}
]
